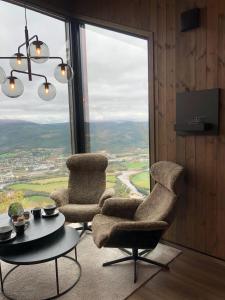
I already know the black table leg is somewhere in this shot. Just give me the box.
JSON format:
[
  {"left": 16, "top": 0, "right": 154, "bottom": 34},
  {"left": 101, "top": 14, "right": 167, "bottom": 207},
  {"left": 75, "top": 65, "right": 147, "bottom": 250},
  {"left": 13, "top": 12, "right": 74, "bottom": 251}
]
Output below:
[
  {"left": 0, "top": 256, "right": 81, "bottom": 300},
  {"left": 0, "top": 262, "right": 3, "bottom": 292},
  {"left": 74, "top": 247, "right": 77, "bottom": 261},
  {"left": 55, "top": 259, "right": 59, "bottom": 295}
]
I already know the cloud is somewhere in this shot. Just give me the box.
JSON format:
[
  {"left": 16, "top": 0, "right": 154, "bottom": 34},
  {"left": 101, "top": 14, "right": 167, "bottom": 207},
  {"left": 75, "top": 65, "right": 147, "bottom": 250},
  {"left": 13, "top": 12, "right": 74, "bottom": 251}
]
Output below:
[{"left": 0, "top": 2, "right": 148, "bottom": 123}]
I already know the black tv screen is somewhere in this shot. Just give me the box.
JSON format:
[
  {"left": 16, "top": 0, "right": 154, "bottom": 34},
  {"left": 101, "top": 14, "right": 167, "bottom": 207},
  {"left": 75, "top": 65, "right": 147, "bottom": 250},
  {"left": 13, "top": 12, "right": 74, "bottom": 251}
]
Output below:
[{"left": 175, "top": 88, "right": 219, "bottom": 136}]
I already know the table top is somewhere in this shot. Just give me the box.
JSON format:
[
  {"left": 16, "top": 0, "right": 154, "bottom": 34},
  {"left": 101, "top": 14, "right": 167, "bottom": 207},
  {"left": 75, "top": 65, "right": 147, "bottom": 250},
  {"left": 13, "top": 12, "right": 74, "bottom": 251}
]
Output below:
[
  {"left": 0, "top": 226, "right": 79, "bottom": 265},
  {"left": 0, "top": 212, "right": 65, "bottom": 247}
]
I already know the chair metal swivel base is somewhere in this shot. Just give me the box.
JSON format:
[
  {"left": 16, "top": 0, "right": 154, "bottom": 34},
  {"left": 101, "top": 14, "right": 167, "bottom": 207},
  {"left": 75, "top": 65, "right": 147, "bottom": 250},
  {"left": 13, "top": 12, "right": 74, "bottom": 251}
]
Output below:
[
  {"left": 76, "top": 222, "right": 92, "bottom": 237},
  {"left": 103, "top": 248, "right": 169, "bottom": 283},
  {"left": 120, "top": 248, "right": 152, "bottom": 257}
]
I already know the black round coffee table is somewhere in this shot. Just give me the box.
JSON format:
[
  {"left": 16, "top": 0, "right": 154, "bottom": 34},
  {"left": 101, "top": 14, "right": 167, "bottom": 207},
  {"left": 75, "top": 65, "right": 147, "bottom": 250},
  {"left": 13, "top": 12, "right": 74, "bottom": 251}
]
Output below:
[{"left": 0, "top": 213, "right": 80, "bottom": 300}]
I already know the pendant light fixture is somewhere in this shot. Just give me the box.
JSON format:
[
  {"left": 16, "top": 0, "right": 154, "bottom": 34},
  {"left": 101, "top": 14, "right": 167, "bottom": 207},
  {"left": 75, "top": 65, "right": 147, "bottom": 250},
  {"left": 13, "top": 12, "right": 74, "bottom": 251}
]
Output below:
[
  {"left": 0, "top": 67, "right": 6, "bottom": 84},
  {"left": 54, "top": 63, "right": 74, "bottom": 83},
  {"left": 38, "top": 82, "right": 56, "bottom": 101},
  {"left": 0, "top": 8, "right": 73, "bottom": 100},
  {"left": 2, "top": 76, "right": 24, "bottom": 98}
]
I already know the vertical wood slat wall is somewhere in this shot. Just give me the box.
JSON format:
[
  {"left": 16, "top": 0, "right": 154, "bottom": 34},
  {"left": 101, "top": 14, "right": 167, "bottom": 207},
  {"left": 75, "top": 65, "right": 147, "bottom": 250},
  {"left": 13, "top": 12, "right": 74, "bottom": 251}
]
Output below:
[{"left": 18, "top": 0, "right": 225, "bottom": 260}]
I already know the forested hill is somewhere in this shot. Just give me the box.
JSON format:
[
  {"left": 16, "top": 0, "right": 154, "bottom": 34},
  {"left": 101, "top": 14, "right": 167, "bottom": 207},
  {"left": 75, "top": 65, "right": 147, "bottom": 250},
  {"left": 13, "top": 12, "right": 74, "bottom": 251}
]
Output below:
[{"left": 0, "top": 120, "right": 149, "bottom": 153}]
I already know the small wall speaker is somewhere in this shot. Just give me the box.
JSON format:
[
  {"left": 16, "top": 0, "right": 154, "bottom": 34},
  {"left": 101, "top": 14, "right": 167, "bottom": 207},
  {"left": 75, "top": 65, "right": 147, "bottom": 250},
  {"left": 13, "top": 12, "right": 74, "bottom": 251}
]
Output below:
[{"left": 181, "top": 8, "right": 200, "bottom": 32}]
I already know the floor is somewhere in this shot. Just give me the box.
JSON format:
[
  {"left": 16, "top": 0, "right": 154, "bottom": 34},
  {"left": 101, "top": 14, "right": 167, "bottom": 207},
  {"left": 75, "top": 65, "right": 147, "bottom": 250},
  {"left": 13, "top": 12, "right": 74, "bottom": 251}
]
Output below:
[{"left": 127, "top": 242, "right": 225, "bottom": 300}]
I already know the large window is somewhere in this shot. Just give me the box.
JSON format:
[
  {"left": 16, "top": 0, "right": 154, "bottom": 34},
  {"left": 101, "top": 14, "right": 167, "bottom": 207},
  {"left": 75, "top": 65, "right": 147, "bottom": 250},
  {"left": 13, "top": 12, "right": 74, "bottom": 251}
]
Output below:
[
  {"left": 81, "top": 25, "right": 150, "bottom": 197},
  {"left": 0, "top": 3, "right": 151, "bottom": 214},
  {"left": 0, "top": 2, "right": 71, "bottom": 212}
]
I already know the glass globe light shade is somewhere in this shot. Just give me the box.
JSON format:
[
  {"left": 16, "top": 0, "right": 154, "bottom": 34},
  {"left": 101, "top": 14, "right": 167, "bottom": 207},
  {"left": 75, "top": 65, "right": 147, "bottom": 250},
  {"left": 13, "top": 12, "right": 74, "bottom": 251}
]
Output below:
[
  {"left": 10, "top": 53, "right": 28, "bottom": 71},
  {"left": 0, "top": 66, "right": 6, "bottom": 84},
  {"left": 2, "top": 76, "right": 24, "bottom": 98},
  {"left": 54, "top": 63, "right": 73, "bottom": 83},
  {"left": 38, "top": 82, "right": 56, "bottom": 101},
  {"left": 29, "top": 41, "right": 49, "bottom": 63}
]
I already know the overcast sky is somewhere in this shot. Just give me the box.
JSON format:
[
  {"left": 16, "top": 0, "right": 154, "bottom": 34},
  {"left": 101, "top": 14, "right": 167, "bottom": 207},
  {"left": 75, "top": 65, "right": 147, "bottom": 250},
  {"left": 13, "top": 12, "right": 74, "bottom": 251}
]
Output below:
[{"left": 0, "top": 1, "right": 148, "bottom": 123}]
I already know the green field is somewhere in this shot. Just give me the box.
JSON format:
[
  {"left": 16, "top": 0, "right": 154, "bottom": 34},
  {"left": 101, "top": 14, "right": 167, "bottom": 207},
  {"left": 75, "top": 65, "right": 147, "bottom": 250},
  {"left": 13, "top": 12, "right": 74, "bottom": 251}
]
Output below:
[
  {"left": 9, "top": 175, "right": 118, "bottom": 193},
  {"left": 125, "top": 161, "right": 148, "bottom": 170},
  {"left": 31, "top": 177, "right": 68, "bottom": 184},
  {"left": 0, "top": 152, "right": 18, "bottom": 159},
  {"left": 131, "top": 171, "right": 150, "bottom": 195},
  {"left": 1, "top": 174, "right": 119, "bottom": 212},
  {"left": 8, "top": 177, "right": 68, "bottom": 194},
  {"left": 0, "top": 174, "right": 131, "bottom": 213},
  {"left": 23, "top": 195, "right": 54, "bottom": 207},
  {"left": 0, "top": 195, "right": 53, "bottom": 213},
  {"left": 106, "top": 174, "right": 117, "bottom": 188}
]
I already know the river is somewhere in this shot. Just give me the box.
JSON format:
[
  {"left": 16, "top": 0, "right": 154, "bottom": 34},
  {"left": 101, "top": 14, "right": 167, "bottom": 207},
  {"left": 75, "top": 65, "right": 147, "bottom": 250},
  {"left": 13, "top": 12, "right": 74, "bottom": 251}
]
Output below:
[{"left": 118, "top": 170, "right": 143, "bottom": 197}]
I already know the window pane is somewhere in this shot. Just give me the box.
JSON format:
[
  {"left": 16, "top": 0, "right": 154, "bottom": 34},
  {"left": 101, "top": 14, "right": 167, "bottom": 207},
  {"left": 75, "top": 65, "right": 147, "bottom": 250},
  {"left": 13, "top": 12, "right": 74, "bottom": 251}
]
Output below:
[
  {"left": 0, "top": 3, "right": 71, "bottom": 212},
  {"left": 81, "top": 25, "right": 150, "bottom": 198}
]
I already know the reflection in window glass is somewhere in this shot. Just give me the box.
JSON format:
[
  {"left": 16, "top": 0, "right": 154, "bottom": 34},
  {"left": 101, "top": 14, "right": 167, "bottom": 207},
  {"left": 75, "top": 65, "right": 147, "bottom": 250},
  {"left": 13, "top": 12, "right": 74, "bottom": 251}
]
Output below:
[
  {"left": 0, "top": 2, "right": 71, "bottom": 212},
  {"left": 82, "top": 25, "right": 150, "bottom": 198}
]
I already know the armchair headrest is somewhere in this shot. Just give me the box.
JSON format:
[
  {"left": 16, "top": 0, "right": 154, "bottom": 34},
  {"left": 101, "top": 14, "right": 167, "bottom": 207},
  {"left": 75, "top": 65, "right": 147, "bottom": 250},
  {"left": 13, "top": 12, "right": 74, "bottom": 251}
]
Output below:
[
  {"left": 66, "top": 153, "right": 108, "bottom": 171},
  {"left": 150, "top": 161, "right": 184, "bottom": 193}
]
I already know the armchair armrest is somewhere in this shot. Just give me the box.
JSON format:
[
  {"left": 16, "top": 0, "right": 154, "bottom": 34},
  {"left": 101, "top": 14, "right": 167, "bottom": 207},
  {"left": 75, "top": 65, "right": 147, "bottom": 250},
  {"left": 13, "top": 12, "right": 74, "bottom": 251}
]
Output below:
[
  {"left": 111, "top": 220, "right": 169, "bottom": 233},
  {"left": 101, "top": 197, "right": 143, "bottom": 219},
  {"left": 99, "top": 188, "right": 115, "bottom": 207},
  {"left": 50, "top": 188, "right": 69, "bottom": 207}
]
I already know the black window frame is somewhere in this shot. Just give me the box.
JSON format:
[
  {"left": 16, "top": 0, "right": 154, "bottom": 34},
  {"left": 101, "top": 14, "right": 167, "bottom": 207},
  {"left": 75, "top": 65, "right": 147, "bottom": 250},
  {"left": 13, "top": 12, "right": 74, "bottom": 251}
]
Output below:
[{"left": 69, "top": 17, "right": 155, "bottom": 189}]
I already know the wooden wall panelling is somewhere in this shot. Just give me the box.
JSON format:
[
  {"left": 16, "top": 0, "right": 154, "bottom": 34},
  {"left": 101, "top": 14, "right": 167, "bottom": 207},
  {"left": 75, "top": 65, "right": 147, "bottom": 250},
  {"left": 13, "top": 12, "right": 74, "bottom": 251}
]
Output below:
[
  {"left": 152, "top": 0, "right": 160, "bottom": 163},
  {"left": 165, "top": 0, "right": 176, "bottom": 162},
  {"left": 216, "top": 0, "right": 225, "bottom": 258},
  {"left": 163, "top": 0, "right": 177, "bottom": 239},
  {"left": 205, "top": 0, "right": 218, "bottom": 256},
  {"left": 174, "top": 0, "right": 191, "bottom": 246},
  {"left": 157, "top": 0, "right": 167, "bottom": 161},
  {"left": 194, "top": 0, "right": 207, "bottom": 252},
  {"left": 183, "top": 0, "right": 197, "bottom": 250}
]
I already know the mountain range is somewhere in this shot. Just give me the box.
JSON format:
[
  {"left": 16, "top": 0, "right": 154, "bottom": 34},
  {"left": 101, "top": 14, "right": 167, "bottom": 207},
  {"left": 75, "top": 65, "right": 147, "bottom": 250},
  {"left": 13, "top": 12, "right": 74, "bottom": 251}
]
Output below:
[{"left": 0, "top": 120, "right": 149, "bottom": 154}]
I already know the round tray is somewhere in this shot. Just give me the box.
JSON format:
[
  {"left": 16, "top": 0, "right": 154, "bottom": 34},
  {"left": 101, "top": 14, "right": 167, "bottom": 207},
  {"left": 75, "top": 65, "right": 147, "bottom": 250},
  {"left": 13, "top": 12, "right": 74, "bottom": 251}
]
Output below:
[{"left": 0, "top": 212, "right": 65, "bottom": 248}]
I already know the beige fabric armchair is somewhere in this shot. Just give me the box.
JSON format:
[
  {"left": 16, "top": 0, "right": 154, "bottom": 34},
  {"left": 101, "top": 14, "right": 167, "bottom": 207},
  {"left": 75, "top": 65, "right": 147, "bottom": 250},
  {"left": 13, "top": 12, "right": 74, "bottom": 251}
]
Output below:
[
  {"left": 92, "top": 161, "right": 184, "bottom": 282},
  {"left": 50, "top": 153, "right": 114, "bottom": 236}
]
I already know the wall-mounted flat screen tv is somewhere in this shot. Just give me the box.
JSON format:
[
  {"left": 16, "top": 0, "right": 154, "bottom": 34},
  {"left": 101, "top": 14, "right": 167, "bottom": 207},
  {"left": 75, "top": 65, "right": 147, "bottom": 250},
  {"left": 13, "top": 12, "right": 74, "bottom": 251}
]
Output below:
[{"left": 175, "top": 88, "right": 219, "bottom": 136}]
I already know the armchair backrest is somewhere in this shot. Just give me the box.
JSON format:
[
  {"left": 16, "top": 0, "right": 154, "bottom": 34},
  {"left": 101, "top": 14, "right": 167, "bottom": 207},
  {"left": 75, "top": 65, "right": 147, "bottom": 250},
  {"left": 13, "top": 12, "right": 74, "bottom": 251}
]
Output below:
[
  {"left": 134, "top": 161, "right": 184, "bottom": 224},
  {"left": 66, "top": 153, "right": 108, "bottom": 204}
]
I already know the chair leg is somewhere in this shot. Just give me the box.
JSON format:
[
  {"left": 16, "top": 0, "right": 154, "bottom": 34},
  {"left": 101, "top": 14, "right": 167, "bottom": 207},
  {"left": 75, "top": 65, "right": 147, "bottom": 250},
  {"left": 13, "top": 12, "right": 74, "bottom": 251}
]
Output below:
[
  {"left": 138, "top": 256, "right": 169, "bottom": 269},
  {"left": 134, "top": 259, "right": 137, "bottom": 283},
  {"left": 76, "top": 223, "right": 92, "bottom": 237},
  {"left": 86, "top": 225, "right": 92, "bottom": 232},
  {"left": 76, "top": 226, "right": 84, "bottom": 231},
  {"left": 103, "top": 256, "right": 133, "bottom": 267},
  {"left": 102, "top": 248, "right": 169, "bottom": 283},
  {"left": 138, "top": 249, "right": 151, "bottom": 256},
  {"left": 133, "top": 249, "right": 138, "bottom": 283},
  {"left": 119, "top": 248, "right": 132, "bottom": 255},
  {"left": 120, "top": 248, "right": 152, "bottom": 257},
  {"left": 79, "top": 228, "right": 86, "bottom": 237}
]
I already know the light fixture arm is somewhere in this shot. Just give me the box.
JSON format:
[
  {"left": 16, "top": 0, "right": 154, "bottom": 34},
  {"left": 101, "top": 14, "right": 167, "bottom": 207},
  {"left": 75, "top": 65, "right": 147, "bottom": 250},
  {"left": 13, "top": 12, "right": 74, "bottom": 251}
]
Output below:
[
  {"left": 17, "top": 34, "right": 39, "bottom": 54},
  {"left": 0, "top": 56, "right": 64, "bottom": 64},
  {"left": 10, "top": 69, "right": 48, "bottom": 84}
]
